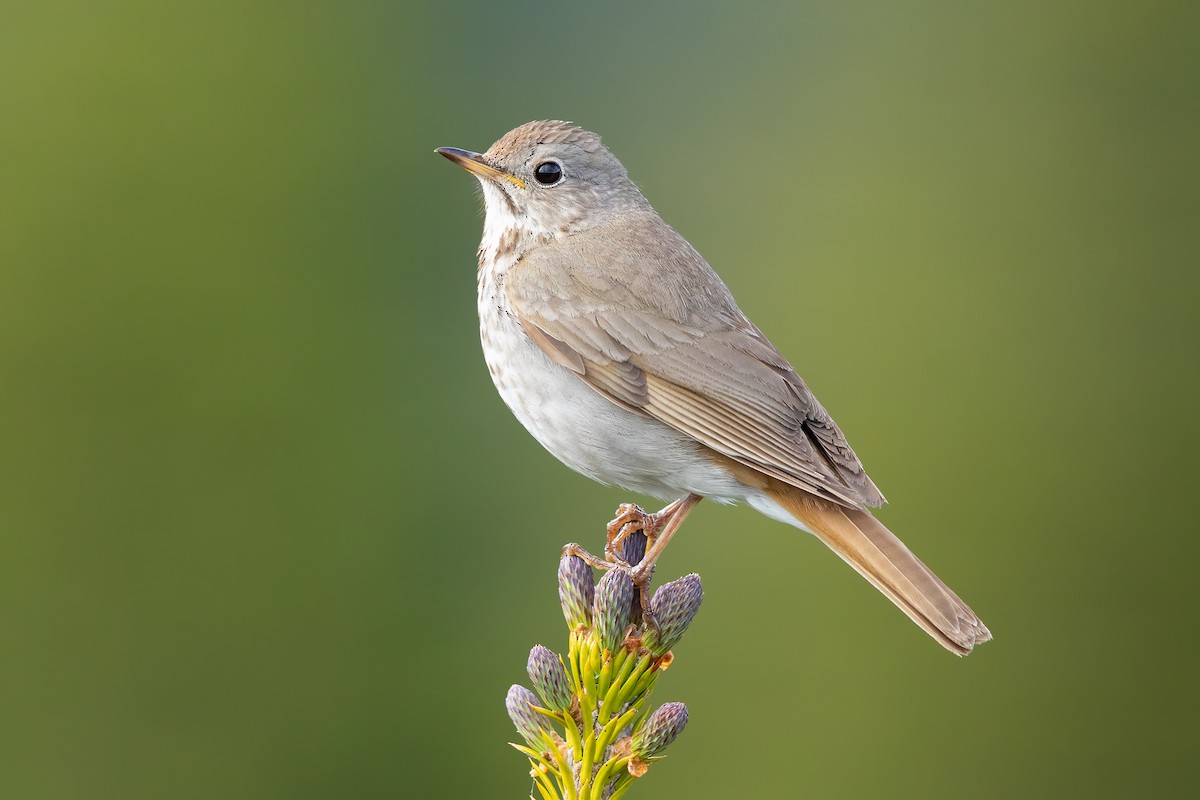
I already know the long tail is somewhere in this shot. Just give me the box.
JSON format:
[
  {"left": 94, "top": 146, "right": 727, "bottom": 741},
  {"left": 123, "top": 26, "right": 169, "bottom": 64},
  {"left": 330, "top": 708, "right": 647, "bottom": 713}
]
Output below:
[{"left": 766, "top": 484, "right": 991, "bottom": 656}]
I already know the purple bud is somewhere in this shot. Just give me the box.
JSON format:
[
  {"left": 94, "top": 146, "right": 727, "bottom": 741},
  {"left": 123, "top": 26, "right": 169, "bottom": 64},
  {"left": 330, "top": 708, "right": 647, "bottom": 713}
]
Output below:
[
  {"left": 505, "top": 684, "right": 548, "bottom": 745},
  {"left": 642, "top": 574, "right": 703, "bottom": 655},
  {"left": 620, "top": 531, "right": 647, "bottom": 566},
  {"left": 527, "top": 645, "right": 572, "bottom": 712},
  {"left": 594, "top": 567, "right": 633, "bottom": 652},
  {"left": 620, "top": 534, "right": 650, "bottom": 625},
  {"left": 558, "top": 554, "right": 595, "bottom": 629},
  {"left": 632, "top": 702, "right": 688, "bottom": 757}
]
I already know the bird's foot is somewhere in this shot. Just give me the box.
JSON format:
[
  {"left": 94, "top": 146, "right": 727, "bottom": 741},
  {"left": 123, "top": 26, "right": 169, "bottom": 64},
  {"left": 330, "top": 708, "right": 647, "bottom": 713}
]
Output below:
[
  {"left": 566, "top": 495, "right": 702, "bottom": 628},
  {"left": 560, "top": 542, "right": 622, "bottom": 571},
  {"left": 605, "top": 503, "right": 661, "bottom": 564}
]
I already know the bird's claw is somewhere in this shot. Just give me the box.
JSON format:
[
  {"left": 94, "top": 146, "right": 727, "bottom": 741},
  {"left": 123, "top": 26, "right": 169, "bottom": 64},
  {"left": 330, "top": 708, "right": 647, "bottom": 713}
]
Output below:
[
  {"left": 605, "top": 503, "right": 659, "bottom": 563},
  {"left": 561, "top": 542, "right": 622, "bottom": 571}
]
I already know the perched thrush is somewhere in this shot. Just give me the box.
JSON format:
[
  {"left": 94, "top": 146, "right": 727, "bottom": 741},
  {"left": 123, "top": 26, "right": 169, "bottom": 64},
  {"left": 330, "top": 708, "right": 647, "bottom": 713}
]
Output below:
[{"left": 437, "top": 121, "right": 990, "bottom": 655}]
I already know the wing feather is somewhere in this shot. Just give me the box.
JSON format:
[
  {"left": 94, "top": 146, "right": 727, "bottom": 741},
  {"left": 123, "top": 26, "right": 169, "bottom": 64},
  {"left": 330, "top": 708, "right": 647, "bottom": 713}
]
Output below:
[{"left": 503, "top": 214, "right": 885, "bottom": 509}]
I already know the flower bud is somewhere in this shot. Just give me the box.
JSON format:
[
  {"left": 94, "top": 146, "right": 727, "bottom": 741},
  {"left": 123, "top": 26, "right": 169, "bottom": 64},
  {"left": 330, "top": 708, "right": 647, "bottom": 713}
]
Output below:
[
  {"left": 620, "top": 531, "right": 647, "bottom": 566},
  {"left": 505, "top": 684, "right": 548, "bottom": 745},
  {"left": 632, "top": 702, "right": 688, "bottom": 758},
  {"left": 619, "top": 533, "right": 651, "bottom": 624},
  {"left": 527, "top": 645, "right": 572, "bottom": 712},
  {"left": 557, "top": 554, "right": 595, "bottom": 629},
  {"left": 594, "top": 566, "right": 633, "bottom": 652},
  {"left": 642, "top": 574, "right": 703, "bottom": 655}
]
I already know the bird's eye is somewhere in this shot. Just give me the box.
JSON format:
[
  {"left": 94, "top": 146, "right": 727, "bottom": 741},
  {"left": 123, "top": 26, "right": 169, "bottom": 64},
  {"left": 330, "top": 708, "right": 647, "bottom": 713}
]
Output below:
[{"left": 534, "top": 161, "right": 563, "bottom": 185}]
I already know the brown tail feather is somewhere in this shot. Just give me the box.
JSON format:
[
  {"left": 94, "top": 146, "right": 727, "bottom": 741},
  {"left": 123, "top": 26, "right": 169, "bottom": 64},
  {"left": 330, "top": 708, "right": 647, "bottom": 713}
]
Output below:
[{"left": 766, "top": 484, "right": 991, "bottom": 656}]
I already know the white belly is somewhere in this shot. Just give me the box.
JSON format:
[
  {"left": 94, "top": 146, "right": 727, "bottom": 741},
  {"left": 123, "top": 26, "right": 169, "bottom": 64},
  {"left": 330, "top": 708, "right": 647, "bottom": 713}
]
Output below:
[{"left": 478, "top": 292, "right": 747, "bottom": 504}]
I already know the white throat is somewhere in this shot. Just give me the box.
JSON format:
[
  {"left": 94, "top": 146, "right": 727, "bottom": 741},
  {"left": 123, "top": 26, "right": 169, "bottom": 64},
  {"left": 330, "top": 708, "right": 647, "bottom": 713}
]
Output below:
[{"left": 477, "top": 181, "right": 534, "bottom": 274}]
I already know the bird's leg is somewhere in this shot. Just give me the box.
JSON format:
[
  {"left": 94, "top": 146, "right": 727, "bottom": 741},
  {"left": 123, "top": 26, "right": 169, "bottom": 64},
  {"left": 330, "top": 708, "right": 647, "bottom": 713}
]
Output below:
[
  {"left": 604, "top": 503, "right": 656, "bottom": 563},
  {"left": 631, "top": 494, "right": 703, "bottom": 626},
  {"left": 561, "top": 542, "right": 620, "bottom": 571},
  {"left": 605, "top": 498, "right": 685, "bottom": 565},
  {"left": 605, "top": 495, "right": 700, "bottom": 567},
  {"left": 570, "top": 493, "right": 703, "bottom": 581}
]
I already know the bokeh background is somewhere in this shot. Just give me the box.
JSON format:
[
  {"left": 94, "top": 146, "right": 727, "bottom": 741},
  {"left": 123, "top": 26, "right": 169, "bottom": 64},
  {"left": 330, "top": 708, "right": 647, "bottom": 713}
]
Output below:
[{"left": 3, "top": 1, "right": 1198, "bottom": 797}]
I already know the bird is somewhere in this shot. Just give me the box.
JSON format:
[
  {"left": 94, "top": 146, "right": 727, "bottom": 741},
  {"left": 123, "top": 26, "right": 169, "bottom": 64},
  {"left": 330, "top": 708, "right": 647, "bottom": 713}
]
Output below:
[{"left": 436, "top": 120, "right": 990, "bottom": 655}]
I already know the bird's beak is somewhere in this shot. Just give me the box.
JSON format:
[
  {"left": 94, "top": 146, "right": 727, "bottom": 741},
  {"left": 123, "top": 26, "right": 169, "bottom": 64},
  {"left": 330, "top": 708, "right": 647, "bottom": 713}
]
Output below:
[{"left": 435, "top": 147, "right": 526, "bottom": 189}]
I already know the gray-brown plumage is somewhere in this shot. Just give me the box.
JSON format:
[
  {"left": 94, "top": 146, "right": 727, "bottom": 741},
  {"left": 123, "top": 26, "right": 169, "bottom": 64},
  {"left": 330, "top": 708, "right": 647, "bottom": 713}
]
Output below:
[{"left": 437, "top": 120, "right": 990, "bottom": 655}]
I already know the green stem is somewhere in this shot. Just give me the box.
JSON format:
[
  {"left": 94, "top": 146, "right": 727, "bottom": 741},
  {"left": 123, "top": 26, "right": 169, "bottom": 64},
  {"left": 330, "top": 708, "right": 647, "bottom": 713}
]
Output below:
[
  {"left": 580, "top": 641, "right": 598, "bottom": 712},
  {"left": 598, "top": 650, "right": 640, "bottom": 724},
  {"left": 532, "top": 767, "right": 558, "bottom": 800},
  {"left": 588, "top": 756, "right": 632, "bottom": 800},
  {"left": 622, "top": 653, "right": 652, "bottom": 698},
  {"left": 597, "top": 650, "right": 614, "bottom": 701},
  {"left": 609, "top": 645, "right": 631, "bottom": 687},
  {"left": 546, "top": 739, "right": 577, "bottom": 800},
  {"left": 562, "top": 708, "right": 583, "bottom": 763},
  {"left": 629, "top": 662, "right": 660, "bottom": 699},
  {"left": 607, "top": 773, "right": 636, "bottom": 800},
  {"left": 567, "top": 632, "right": 583, "bottom": 695},
  {"left": 511, "top": 743, "right": 556, "bottom": 775},
  {"left": 594, "top": 705, "right": 639, "bottom": 764},
  {"left": 578, "top": 714, "right": 595, "bottom": 796}
]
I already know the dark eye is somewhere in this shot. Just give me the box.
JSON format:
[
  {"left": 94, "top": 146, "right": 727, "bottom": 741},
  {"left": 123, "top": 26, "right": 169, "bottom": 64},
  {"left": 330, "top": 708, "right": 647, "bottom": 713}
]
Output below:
[{"left": 534, "top": 161, "right": 563, "bottom": 185}]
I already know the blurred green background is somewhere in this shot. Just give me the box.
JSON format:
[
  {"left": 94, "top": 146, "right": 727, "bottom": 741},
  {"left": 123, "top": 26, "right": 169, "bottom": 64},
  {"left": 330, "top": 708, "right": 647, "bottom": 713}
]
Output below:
[{"left": 2, "top": 1, "right": 1197, "bottom": 797}]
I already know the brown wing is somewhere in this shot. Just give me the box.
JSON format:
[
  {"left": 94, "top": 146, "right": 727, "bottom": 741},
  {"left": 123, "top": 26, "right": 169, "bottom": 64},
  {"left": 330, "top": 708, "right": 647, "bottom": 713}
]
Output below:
[{"left": 503, "top": 213, "right": 885, "bottom": 510}]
